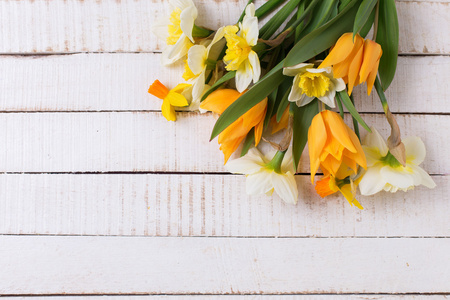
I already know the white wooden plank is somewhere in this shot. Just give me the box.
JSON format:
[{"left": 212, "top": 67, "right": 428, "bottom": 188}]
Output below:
[
  {"left": 0, "top": 174, "right": 447, "bottom": 237},
  {"left": 4, "top": 296, "right": 450, "bottom": 300},
  {"left": 0, "top": 1, "right": 447, "bottom": 54},
  {"left": 0, "top": 112, "right": 446, "bottom": 174},
  {"left": 0, "top": 236, "right": 449, "bottom": 294},
  {"left": 0, "top": 54, "right": 448, "bottom": 113}
]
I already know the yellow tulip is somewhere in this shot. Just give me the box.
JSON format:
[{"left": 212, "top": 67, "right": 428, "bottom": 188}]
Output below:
[
  {"left": 319, "top": 33, "right": 382, "bottom": 95},
  {"left": 200, "top": 89, "right": 267, "bottom": 163},
  {"left": 308, "top": 110, "right": 366, "bottom": 183},
  {"left": 148, "top": 80, "right": 190, "bottom": 121}
]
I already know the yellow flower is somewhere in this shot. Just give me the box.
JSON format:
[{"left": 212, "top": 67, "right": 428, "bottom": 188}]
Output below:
[
  {"left": 200, "top": 89, "right": 267, "bottom": 163},
  {"left": 223, "top": 4, "right": 261, "bottom": 92},
  {"left": 283, "top": 63, "right": 345, "bottom": 108},
  {"left": 319, "top": 33, "right": 382, "bottom": 95},
  {"left": 359, "top": 128, "right": 436, "bottom": 195},
  {"left": 308, "top": 110, "right": 366, "bottom": 182},
  {"left": 152, "top": 0, "right": 198, "bottom": 65},
  {"left": 315, "top": 167, "right": 364, "bottom": 209},
  {"left": 148, "top": 80, "right": 190, "bottom": 121},
  {"left": 183, "top": 28, "right": 225, "bottom": 104}
]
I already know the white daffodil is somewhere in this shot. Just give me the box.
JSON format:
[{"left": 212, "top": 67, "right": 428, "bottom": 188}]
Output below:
[
  {"left": 283, "top": 63, "right": 345, "bottom": 108},
  {"left": 223, "top": 4, "right": 261, "bottom": 92},
  {"left": 226, "top": 147, "right": 298, "bottom": 204},
  {"left": 359, "top": 128, "right": 436, "bottom": 195},
  {"left": 152, "top": 0, "right": 198, "bottom": 65},
  {"left": 183, "top": 27, "right": 225, "bottom": 105}
]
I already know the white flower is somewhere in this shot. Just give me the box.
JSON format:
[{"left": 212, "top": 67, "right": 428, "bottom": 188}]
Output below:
[
  {"left": 226, "top": 147, "right": 298, "bottom": 204},
  {"left": 359, "top": 128, "right": 436, "bottom": 195},
  {"left": 223, "top": 4, "right": 261, "bottom": 92},
  {"left": 183, "top": 28, "right": 225, "bottom": 105},
  {"left": 152, "top": 0, "right": 198, "bottom": 65},
  {"left": 283, "top": 63, "right": 345, "bottom": 108}
]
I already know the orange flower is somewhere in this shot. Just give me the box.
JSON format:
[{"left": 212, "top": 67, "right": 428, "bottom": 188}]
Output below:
[
  {"left": 270, "top": 106, "right": 289, "bottom": 134},
  {"left": 148, "top": 80, "right": 190, "bottom": 121},
  {"left": 314, "top": 164, "right": 364, "bottom": 209},
  {"left": 308, "top": 110, "right": 366, "bottom": 183},
  {"left": 200, "top": 89, "right": 267, "bottom": 163},
  {"left": 319, "top": 33, "right": 382, "bottom": 95}
]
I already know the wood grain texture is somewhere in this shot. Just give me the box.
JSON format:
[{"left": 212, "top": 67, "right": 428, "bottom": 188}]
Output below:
[
  {"left": 0, "top": 54, "right": 448, "bottom": 113},
  {"left": 0, "top": 112, "right": 445, "bottom": 174},
  {"left": 0, "top": 1, "right": 448, "bottom": 54},
  {"left": 0, "top": 174, "right": 447, "bottom": 237},
  {"left": 3, "top": 297, "right": 450, "bottom": 300},
  {"left": 0, "top": 236, "right": 449, "bottom": 295}
]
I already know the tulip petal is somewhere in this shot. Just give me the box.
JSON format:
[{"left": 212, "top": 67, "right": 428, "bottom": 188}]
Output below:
[
  {"left": 200, "top": 89, "right": 241, "bottom": 114},
  {"left": 403, "top": 136, "right": 426, "bottom": 165},
  {"left": 319, "top": 33, "right": 356, "bottom": 69},
  {"left": 359, "top": 165, "right": 386, "bottom": 195},
  {"left": 271, "top": 172, "right": 298, "bottom": 204},
  {"left": 324, "top": 111, "right": 357, "bottom": 153},
  {"left": 347, "top": 43, "right": 364, "bottom": 95},
  {"left": 359, "top": 39, "right": 382, "bottom": 84},
  {"left": 308, "top": 112, "right": 328, "bottom": 181}
]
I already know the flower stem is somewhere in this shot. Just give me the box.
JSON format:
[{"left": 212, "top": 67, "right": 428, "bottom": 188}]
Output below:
[
  {"left": 266, "top": 150, "right": 286, "bottom": 174},
  {"left": 349, "top": 94, "right": 361, "bottom": 140}
]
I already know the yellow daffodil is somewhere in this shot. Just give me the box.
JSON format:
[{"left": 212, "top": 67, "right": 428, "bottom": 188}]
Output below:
[
  {"left": 359, "top": 128, "right": 436, "bottom": 195},
  {"left": 226, "top": 147, "right": 298, "bottom": 204},
  {"left": 315, "top": 165, "right": 364, "bottom": 209},
  {"left": 283, "top": 63, "right": 345, "bottom": 108},
  {"left": 183, "top": 27, "right": 225, "bottom": 104},
  {"left": 200, "top": 89, "right": 267, "bottom": 163},
  {"left": 308, "top": 110, "right": 366, "bottom": 183},
  {"left": 152, "top": 0, "right": 198, "bottom": 65},
  {"left": 223, "top": 4, "right": 261, "bottom": 92},
  {"left": 148, "top": 80, "right": 190, "bottom": 121},
  {"left": 319, "top": 33, "right": 382, "bottom": 95}
]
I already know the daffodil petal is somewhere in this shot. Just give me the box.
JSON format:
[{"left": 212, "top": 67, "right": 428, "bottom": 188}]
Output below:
[
  {"left": 410, "top": 165, "right": 436, "bottom": 189},
  {"left": 318, "top": 92, "right": 336, "bottom": 108},
  {"left": 191, "top": 71, "right": 206, "bottom": 104},
  {"left": 163, "top": 34, "right": 192, "bottom": 65},
  {"left": 166, "top": 90, "right": 189, "bottom": 107},
  {"left": 246, "top": 170, "right": 274, "bottom": 195},
  {"left": 380, "top": 165, "right": 415, "bottom": 190},
  {"left": 187, "top": 45, "right": 208, "bottom": 75},
  {"left": 281, "top": 147, "right": 296, "bottom": 174},
  {"left": 363, "top": 127, "right": 388, "bottom": 156},
  {"left": 271, "top": 171, "right": 298, "bottom": 204},
  {"left": 248, "top": 51, "right": 261, "bottom": 83},
  {"left": 226, "top": 148, "right": 266, "bottom": 174},
  {"left": 235, "top": 60, "right": 253, "bottom": 92},
  {"left": 242, "top": 4, "right": 258, "bottom": 46},
  {"left": 359, "top": 164, "right": 386, "bottom": 195},
  {"left": 161, "top": 98, "right": 177, "bottom": 121},
  {"left": 180, "top": 5, "right": 197, "bottom": 42},
  {"left": 282, "top": 63, "right": 312, "bottom": 77},
  {"left": 403, "top": 136, "right": 426, "bottom": 165}
]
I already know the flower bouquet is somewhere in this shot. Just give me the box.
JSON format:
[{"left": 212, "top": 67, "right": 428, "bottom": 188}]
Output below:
[{"left": 148, "top": 0, "right": 435, "bottom": 207}]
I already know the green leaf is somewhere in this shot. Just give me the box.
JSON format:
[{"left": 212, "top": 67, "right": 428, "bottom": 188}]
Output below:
[
  {"left": 276, "top": 85, "right": 291, "bottom": 122},
  {"left": 298, "top": 0, "right": 337, "bottom": 38},
  {"left": 338, "top": 0, "right": 353, "bottom": 12},
  {"left": 240, "top": 129, "right": 255, "bottom": 156},
  {"left": 255, "top": 0, "right": 287, "bottom": 19},
  {"left": 353, "top": 0, "right": 377, "bottom": 38},
  {"left": 264, "top": 89, "right": 278, "bottom": 128},
  {"left": 337, "top": 91, "right": 371, "bottom": 132},
  {"left": 284, "top": 0, "right": 360, "bottom": 67},
  {"left": 260, "top": 0, "right": 303, "bottom": 40},
  {"left": 201, "top": 71, "right": 236, "bottom": 102},
  {"left": 359, "top": 4, "right": 376, "bottom": 38},
  {"left": 291, "top": 101, "right": 319, "bottom": 170},
  {"left": 210, "top": 61, "right": 286, "bottom": 141},
  {"left": 376, "top": 0, "right": 399, "bottom": 91}
]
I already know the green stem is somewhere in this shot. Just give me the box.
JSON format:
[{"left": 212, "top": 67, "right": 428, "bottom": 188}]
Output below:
[
  {"left": 335, "top": 95, "right": 344, "bottom": 119},
  {"left": 192, "top": 24, "right": 214, "bottom": 38},
  {"left": 374, "top": 76, "right": 389, "bottom": 115},
  {"left": 349, "top": 94, "right": 361, "bottom": 140},
  {"left": 266, "top": 150, "right": 286, "bottom": 174}
]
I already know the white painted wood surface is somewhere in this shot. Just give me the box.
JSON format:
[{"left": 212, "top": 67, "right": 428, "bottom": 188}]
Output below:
[
  {"left": 0, "top": 1, "right": 448, "bottom": 54},
  {"left": 1, "top": 236, "right": 449, "bottom": 294},
  {"left": 0, "top": 54, "right": 448, "bottom": 113},
  {"left": 3, "top": 297, "right": 450, "bottom": 300},
  {"left": 0, "top": 0, "right": 448, "bottom": 297}
]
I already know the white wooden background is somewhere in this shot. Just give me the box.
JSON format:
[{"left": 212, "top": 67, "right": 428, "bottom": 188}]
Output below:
[{"left": 0, "top": 0, "right": 449, "bottom": 298}]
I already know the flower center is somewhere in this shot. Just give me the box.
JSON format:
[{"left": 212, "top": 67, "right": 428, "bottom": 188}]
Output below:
[
  {"left": 299, "top": 72, "right": 331, "bottom": 98},
  {"left": 167, "top": 8, "right": 183, "bottom": 45},
  {"left": 381, "top": 151, "right": 402, "bottom": 168},
  {"left": 223, "top": 25, "right": 251, "bottom": 71},
  {"left": 315, "top": 176, "right": 338, "bottom": 197},
  {"left": 182, "top": 60, "right": 197, "bottom": 81}
]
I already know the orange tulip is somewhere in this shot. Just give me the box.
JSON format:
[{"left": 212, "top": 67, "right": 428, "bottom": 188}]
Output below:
[
  {"left": 270, "top": 106, "right": 289, "bottom": 134},
  {"left": 319, "top": 33, "right": 382, "bottom": 95},
  {"left": 308, "top": 110, "right": 366, "bottom": 183},
  {"left": 200, "top": 89, "right": 267, "bottom": 163}
]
